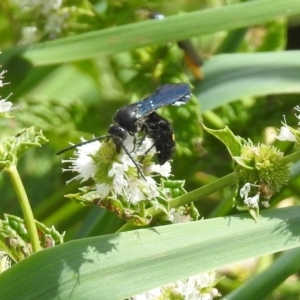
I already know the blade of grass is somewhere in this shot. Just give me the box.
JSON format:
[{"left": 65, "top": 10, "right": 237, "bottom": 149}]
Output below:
[
  {"left": 0, "top": 206, "right": 300, "bottom": 299},
  {"left": 195, "top": 51, "right": 300, "bottom": 111},
  {"left": 5, "top": 0, "right": 300, "bottom": 65},
  {"left": 226, "top": 247, "right": 300, "bottom": 300}
]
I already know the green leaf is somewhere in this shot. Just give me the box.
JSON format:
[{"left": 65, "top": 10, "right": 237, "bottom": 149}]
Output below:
[
  {"left": 0, "top": 127, "right": 48, "bottom": 168},
  {"left": 0, "top": 206, "right": 300, "bottom": 299},
  {"left": 2, "top": 0, "right": 299, "bottom": 66},
  {"left": 226, "top": 247, "right": 300, "bottom": 300},
  {"left": 0, "top": 215, "right": 31, "bottom": 262},
  {"left": 248, "top": 207, "right": 259, "bottom": 223},
  {"left": 0, "top": 214, "right": 64, "bottom": 262},
  {"left": 196, "top": 51, "right": 300, "bottom": 111},
  {"left": 253, "top": 19, "right": 287, "bottom": 52},
  {"left": 232, "top": 156, "right": 254, "bottom": 170},
  {"left": 202, "top": 124, "right": 244, "bottom": 157}
]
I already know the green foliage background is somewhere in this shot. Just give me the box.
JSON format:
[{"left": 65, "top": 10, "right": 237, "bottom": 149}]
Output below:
[{"left": 1, "top": 0, "right": 300, "bottom": 299}]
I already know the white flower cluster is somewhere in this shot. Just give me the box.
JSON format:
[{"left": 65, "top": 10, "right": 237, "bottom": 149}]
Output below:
[
  {"left": 169, "top": 208, "right": 193, "bottom": 223},
  {"left": 0, "top": 251, "right": 11, "bottom": 273},
  {"left": 0, "top": 66, "right": 13, "bottom": 114},
  {"left": 276, "top": 125, "right": 296, "bottom": 142},
  {"left": 13, "top": 0, "right": 66, "bottom": 43},
  {"left": 240, "top": 182, "right": 260, "bottom": 208},
  {"left": 62, "top": 136, "right": 171, "bottom": 205},
  {"left": 276, "top": 106, "right": 300, "bottom": 142},
  {"left": 62, "top": 140, "right": 99, "bottom": 183},
  {"left": 131, "top": 273, "right": 220, "bottom": 300}
]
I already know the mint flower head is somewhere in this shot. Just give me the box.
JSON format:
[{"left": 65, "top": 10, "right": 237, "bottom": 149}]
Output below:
[
  {"left": 276, "top": 106, "right": 300, "bottom": 146},
  {"left": 62, "top": 135, "right": 171, "bottom": 205},
  {"left": 0, "top": 98, "right": 12, "bottom": 114},
  {"left": 239, "top": 183, "right": 260, "bottom": 209},
  {"left": 131, "top": 272, "right": 221, "bottom": 300},
  {"left": 0, "top": 69, "right": 8, "bottom": 88},
  {"left": 202, "top": 124, "right": 291, "bottom": 218},
  {"left": 0, "top": 67, "right": 13, "bottom": 117},
  {"left": 62, "top": 139, "right": 100, "bottom": 183},
  {"left": 234, "top": 142, "right": 290, "bottom": 217},
  {"left": 14, "top": 0, "right": 68, "bottom": 43},
  {"left": 276, "top": 125, "right": 296, "bottom": 142},
  {"left": 237, "top": 143, "right": 290, "bottom": 197}
]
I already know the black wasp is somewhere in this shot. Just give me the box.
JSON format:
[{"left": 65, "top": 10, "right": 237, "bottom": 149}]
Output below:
[{"left": 57, "top": 83, "right": 191, "bottom": 174}]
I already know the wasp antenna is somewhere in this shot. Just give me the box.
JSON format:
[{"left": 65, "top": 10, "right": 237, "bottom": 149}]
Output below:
[
  {"left": 119, "top": 143, "right": 146, "bottom": 181},
  {"left": 56, "top": 135, "right": 110, "bottom": 155}
]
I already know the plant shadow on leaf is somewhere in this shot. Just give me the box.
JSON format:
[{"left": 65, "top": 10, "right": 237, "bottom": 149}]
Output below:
[{"left": 1, "top": 206, "right": 300, "bottom": 299}]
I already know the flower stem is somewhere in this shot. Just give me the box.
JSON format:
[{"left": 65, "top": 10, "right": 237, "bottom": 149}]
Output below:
[
  {"left": 116, "top": 150, "right": 300, "bottom": 233},
  {"left": 280, "top": 149, "right": 300, "bottom": 165},
  {"left": 138, "top": 201, "right": 146, "bottom": 217},
  {"left": 169, "top": 172, "right": 237, "bottom": 208},
  {"left": 117, "top": 172, "right": 237, "bottom": 232},
  {"left": 6, "top": 165, "right": 40, "bottom": 253}
]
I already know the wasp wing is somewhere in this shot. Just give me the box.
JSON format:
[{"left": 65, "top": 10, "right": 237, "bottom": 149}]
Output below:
[{"left": 135, "top": 83, "right": 191, "bottom": 117}]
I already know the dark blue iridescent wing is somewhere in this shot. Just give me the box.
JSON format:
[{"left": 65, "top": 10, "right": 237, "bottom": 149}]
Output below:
[{"left": 135, "top": 83, "right": 191, "bottom": 117}]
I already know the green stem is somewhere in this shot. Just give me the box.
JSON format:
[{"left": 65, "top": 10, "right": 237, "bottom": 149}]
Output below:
[
  {"left": 138, "top": 201, "right": 146, "bottom": 217},
  {"left": 117, "top": 149, "right": 300, "bottom": 233},
  {"left": 6, "top": 165, "right": 41, "bottom": 253},
  {"left": 146, "top": 172, "right": 237, "bottom": 218},
  {"left": 117, "top": 172, "right": 237, "bottom": 232},
  {"left": 116, "top": 222, "right": 137, "bottom": 233},
  {"left": 169, "top": 172, "right": 237, "bottom": 208},
  {"left": 280, "top": 149, "right": 300, "bottom": 165}
]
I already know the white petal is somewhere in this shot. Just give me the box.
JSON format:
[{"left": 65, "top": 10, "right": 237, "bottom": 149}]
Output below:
[
  {"left": 151, "top": 162, "right": 171, "bottom": 177},
  {"left": 244, "top": 193, "right": 260, "bottom": 208},
  {"left": 239, "top": 182, "right": 251, "bottom": 199},
  {"left": 63, "top": 140, "right": 100, "bottom": 182},
  {"left": 0, "top": 100, "right": 12, "bottom": 113},
  {"left": 123, "top": 134, "right": 136, "bottom": 153},
  {"left": 276, "top": 126, "right": 296, "bottom": 142},
  {"left": 135, "top": 137, "right": 154, "bottom": 156},
  {"left": 96, "top": 183, "right": 110, "bottom": 198}
]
